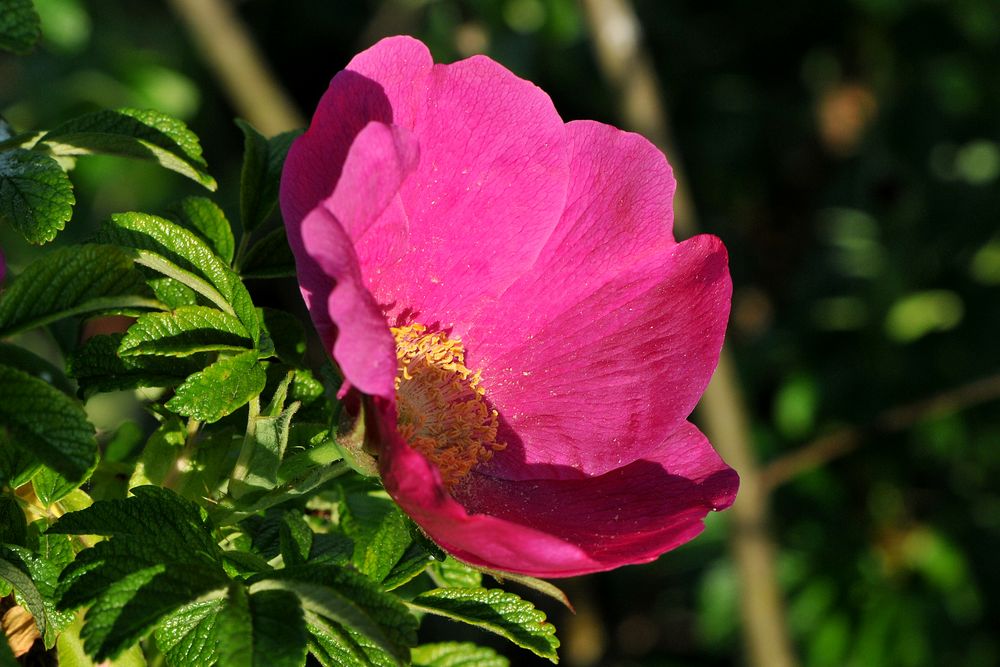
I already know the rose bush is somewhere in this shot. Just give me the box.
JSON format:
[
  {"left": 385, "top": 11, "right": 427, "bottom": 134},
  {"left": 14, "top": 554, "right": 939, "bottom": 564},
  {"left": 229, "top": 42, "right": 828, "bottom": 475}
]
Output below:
[{"left": 280, "top": 36, "right": 738, "bottom": 577}]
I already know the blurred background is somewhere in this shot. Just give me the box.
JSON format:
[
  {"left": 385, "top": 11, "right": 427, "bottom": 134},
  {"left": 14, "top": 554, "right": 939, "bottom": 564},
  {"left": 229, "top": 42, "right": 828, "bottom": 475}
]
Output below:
[{"left": 2, "top": 0, "right": 999, "bottom": 665}]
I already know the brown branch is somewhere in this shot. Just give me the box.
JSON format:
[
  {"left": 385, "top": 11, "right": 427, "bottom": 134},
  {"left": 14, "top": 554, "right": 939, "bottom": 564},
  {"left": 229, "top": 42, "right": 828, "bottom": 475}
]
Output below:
[
  {"left": 579, "top": 2, "right": 798, "bottom": 666},
  {"left": 166, "top": 0, "right": 304, "bottom": 135},
  {"left": 761, "top": 372, "right": 1000, "bottom": 492}
]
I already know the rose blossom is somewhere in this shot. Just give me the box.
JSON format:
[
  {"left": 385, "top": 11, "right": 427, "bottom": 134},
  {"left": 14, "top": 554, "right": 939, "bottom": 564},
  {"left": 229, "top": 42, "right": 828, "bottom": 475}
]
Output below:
[{"left": 280, "top": 36, "right": 738, "bottom": 577}]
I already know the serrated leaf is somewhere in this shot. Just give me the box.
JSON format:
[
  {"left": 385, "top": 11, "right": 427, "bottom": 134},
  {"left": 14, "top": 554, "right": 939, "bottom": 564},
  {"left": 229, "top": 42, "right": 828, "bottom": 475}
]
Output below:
[
  {"left": 0, "top": 549, "right": 48, "bottom": 639},
  {"left": 68, "top": 333, "right": 208, "bottom": 396},
  {"left": 33, "top": 463, "right": 94, "bottom": 507},
  {"left": 381, "top": 540, "right": 437, "bottom": 592},
  {"left": 412, "top": 642, "right": 509, "bottom": 667},
  {"left": 236, "top": 120, "right": 300, "bottom": 233},
  {"left": 168, "top": 196, "right": 235, "bottom": 264},
  {"left": 0, "top": 0, "right": 41, "bottom": 54},
  {"left": 79, "top": 563, "right": 226, "bottom": 660},
  {"left": 155, "top": 598, "right": 224, "bottom": 667},
  {"left": 279, "top": 511, "right": 312, "bottom": 567},
  {"left": 50, "top": 488, "right": 228, "bottom": 660},
  {"left": 0, "top": 244, "right": 155, "bottom": 338},
  {"left": 6, "top": 543, "right": 76, "bottom": 647},
  {"left": 0, "top": 148, "right": 74, "bottom": 243},
  {"left": 119, "top": 306, "right": 250, "bottom": 357},
  {"left": 165, "top": 350, "right": 265, "bottom": 423},
  {"left": 217, "top": 584, "right": 307, "bottom": 667},
  {"left": 39, "top": 108, "right": 216, "bottom": 189},
  {"left": 148, "top": 276, "right": 198, "bottom": 309},
  {"left": 251, "top": 565, "right": 417, "bottom": 665},
  {"left": 307, "top": 617, "right": 380, "bottom": 667},
  {"left": 408, "top": 588, "right": 559, "bottom": 663},
  {"left": 239, "top": 226, "right": 295, "bottom": 279},
  {"left": 100, "top": 212, "right": 259, "bottom": 342},
  {"left": 0, "top": 363, "right": 96, "bottom": 482},
  {"left": 229, "top": 400, "right": 298, "bottom": 499},
  {"left": 340, "top": 491, "right": 412, "bottom": 583}
]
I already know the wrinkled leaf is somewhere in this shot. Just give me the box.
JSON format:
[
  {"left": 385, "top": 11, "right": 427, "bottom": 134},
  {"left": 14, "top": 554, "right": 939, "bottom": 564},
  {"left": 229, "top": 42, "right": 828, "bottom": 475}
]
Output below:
[
  {"left": 0, "top": 148, "right": 74, "bottom": 244},
  {"left": 165, "top": 350, "right": 266, "bottom": 423},
  {"left": 0, "top": 244, "right": 154, "bottom": 338},
  {"left": 39, "top": 108, "right": 216, "bottom": 189}
]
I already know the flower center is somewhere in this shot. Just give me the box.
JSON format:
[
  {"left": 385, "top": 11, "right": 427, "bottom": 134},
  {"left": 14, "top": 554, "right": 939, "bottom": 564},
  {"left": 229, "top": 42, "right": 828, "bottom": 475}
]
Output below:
[{"left": 391, "top": 323, "right": 504, "bottom": 490}]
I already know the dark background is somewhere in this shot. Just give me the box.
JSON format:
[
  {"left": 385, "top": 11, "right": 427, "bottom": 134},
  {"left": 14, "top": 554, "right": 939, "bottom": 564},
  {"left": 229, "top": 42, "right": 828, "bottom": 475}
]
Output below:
[{"left": 2, "top": 1, "right": 999, "bottom": 665}]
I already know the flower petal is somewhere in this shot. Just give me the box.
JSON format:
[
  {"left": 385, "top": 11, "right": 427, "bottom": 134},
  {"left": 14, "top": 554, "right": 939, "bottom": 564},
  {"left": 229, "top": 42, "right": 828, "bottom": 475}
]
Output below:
[
  {"left": 382, "top": 412, "right": 737, "bottom": 577},
  {"left": 473, "top": 233, "right": 731, "bottom": 480},
  {"left": 376, "top": 408, "right": 601, "bottom": 576},
  {"left": 457, "top": 421, "right": 738, "bottom": 576},
  {"left": 353, "top": 50, "right": 571, "bottom": 330},
  {"left": 280, "top": 36, "right": 432, "bottom": 228},
  {"left": 285, "top": 121, "right": 419, "bottom": 399}
]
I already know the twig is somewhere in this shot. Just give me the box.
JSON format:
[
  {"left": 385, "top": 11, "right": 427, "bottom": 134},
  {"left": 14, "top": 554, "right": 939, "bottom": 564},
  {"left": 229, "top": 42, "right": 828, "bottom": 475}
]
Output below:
[
  {"left": 761, "top": 373, "right": 1000, "bottom": 491},
  {"left": 166, "top": 0, "right": 304, "bottom": 135},
  {"left": 580, "top": 2, "right": 799, "bottom": 666}
]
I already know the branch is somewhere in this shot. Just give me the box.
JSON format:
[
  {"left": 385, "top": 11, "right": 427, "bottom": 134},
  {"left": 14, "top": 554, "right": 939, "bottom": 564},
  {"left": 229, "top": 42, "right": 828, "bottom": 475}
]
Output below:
[
  {"left": 166, "top": 0, "right": 304, "bottom": 135},
  {"left": 579, "top": 2, "right": 798, "bottom": 666},
  {"left": 761, "top": 373, "right": 1000, "bottom": 491}
]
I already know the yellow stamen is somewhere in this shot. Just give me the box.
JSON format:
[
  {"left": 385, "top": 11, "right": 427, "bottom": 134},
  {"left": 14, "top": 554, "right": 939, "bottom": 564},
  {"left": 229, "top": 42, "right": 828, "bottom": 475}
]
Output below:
[{"left": 392, "top": 323, "right": 505, "bottom": 490}]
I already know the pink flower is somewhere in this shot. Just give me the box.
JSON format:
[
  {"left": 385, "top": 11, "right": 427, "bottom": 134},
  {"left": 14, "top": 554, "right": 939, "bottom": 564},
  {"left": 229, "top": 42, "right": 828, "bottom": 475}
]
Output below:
[{"left": 280, "top": 36, "right": 738, "bottom": 577}]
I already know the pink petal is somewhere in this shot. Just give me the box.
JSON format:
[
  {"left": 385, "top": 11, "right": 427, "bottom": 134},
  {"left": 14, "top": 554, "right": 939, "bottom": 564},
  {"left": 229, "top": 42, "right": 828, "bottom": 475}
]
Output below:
[
  {"left": 350, "top": 48, "right": 571, "bottom": 331},
  {"left": 280, "top": 36, "right": 432, "bottom": 229},
  {"left": 286, "top": 121, "right": 420, "bottom": 399},
  {"left": 473, "top": 233, "right": 731, "bottom": 480},
  {"left": 381, "top": 410, "right": 737, "bottom": 577}
]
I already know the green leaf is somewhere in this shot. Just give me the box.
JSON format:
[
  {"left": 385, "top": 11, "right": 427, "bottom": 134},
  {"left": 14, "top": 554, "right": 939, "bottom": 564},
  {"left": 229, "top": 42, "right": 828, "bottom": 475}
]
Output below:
[
  {"left": 408, "top": 588, "right": 559, "bottom": 663},
  {"left": 68, "top": 333, "right": 209, "bottom": 396},
  {"left": 428, "top": 558, "right": 482, "bottom": 589},
  {"left": 251, "top": 565, "right": 417, "bottom": 665},
  {"left": 0, "top": 549, "right": 49, "bottom": 640},
  {"left": 6, "top": 542, "right": 76, "bottom": 647},
  {"left": 239, "top": 226, "right": 296, "bottom": 279},
  {"left": 0, "top": 363, "right": 97, "bottom": 482},
  {"left": 165, "top": 350, "right": 266, "bottom": 423},
  {"left": 0, "top": 244, "right": 154, "bottom": 338},
  {"left": 308, "top": 617, "right": 382, "bottom": 667},
  {"left": 217, "top": 584, "right": 307, "bottom": 667},
  {"left": 155, "top": 599, "right": 224, "bottom": 667},
  {"left": 340, "top": 491, "right": 413, "bottom": 583},
  {"left": 229, "top": 400, "right": 298, "bottom": 499},
  {"left": 50, "top": 488, "right": 229, "bottom": 660},
  {"left": 279, "top": 511, "right": 312, "bottom": 567},
  {"left": 100, "top": 212, "right": 259, "bottom": 342},
  {"left": 381, "top": 539, "right": 438, "bottom": 592},
  {"left": 236, "top": 120, "right": 301, "bottom": 233},
  {"left": 33, "top": 463, "right": 95, "bottom": 507},
  {"left": 412, "top": 643, "right": 509, "bottom": 667},
  {"left": 0, "top": 0, "right": 41, "bottom": 54},
  {"left": 168, "top": 196, "right": 235, "bottom": 265},
  {"left": 119, "top": 306, "right": 250, "bottom": 357},
  {"left": 0, "top": 148, "right": 74, "bottom": 244},
  {"left": 39, "top": 108, "right": 216, "bottom": 189}
]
